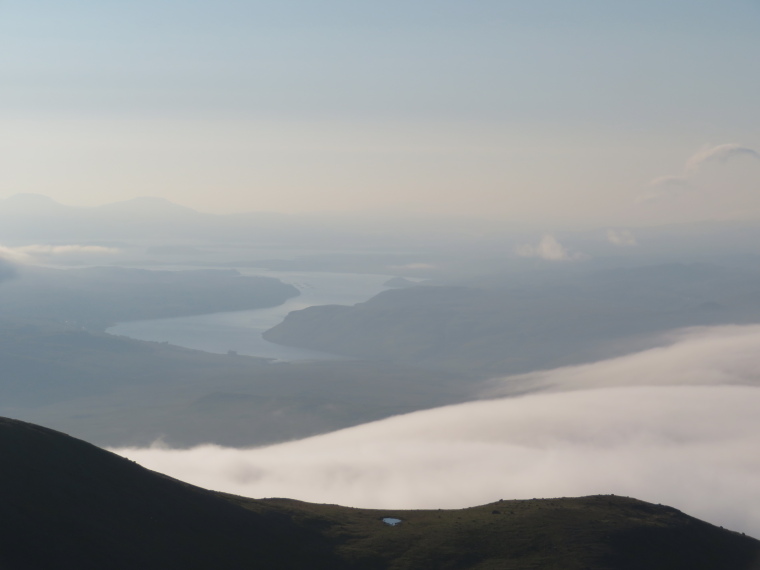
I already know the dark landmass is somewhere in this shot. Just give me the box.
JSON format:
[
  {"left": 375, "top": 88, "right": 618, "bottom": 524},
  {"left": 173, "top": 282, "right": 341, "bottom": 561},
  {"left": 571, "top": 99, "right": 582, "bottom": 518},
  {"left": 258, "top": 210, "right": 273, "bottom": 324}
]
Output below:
[
  {"left": 0, "top": 265, "right": 298, "bottom": 330},
  {"left": 265, "top": 263, "right": 760, "bottom": 377},
  {"left": 1, "top": 416, "right": 759, "bottom": 570},
  {"left": 0, "top": 319, "right": 472, "bottom": 447},
  {"left": 0, "top": 416, "right": 337, "bottom": 570}
]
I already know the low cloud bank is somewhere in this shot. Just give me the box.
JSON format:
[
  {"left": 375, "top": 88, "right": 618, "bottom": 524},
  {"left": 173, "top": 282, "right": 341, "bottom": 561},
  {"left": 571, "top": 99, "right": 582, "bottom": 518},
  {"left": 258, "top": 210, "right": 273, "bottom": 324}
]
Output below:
[
  {"left": 16, "top": 244, "right": 118, "bottom": 257},
  {"left": 0, "top": 243, "right": 118, "bottom": 264},
  {"left": 486, "top": 325, "right": 760, "bottom": 395},
  {"left": 112, "top": 325, "right": 760, "bottom": 536}
]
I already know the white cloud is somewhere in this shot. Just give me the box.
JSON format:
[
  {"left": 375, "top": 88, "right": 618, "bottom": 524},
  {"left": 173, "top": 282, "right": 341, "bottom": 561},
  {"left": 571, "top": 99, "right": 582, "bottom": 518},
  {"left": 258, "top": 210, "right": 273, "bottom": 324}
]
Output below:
[
  {"left": 685, "top": 144, "right": 760, "bottom": 173},
  {"left": 0, "top": 244, "right": 119, "bottom": 263},
  {"left": 643, "top": 143, "right": 759, "bottom": 202},
  {"left": 606, "top": 229, "right": 637, "bottom": 246},
  {"left": 113, "top": 385, "right": 760, "bottom": 537},
  {"left": 17, "top": 244, "right": 118, "bottom": 256},
  {"left": 0, "top": 246, "right": 32, "bottom": 264},
  {"left": 111, "top": 324, "right": 760, "bottom": 537},
  {"left": 515, "top": 234, "right": 584, "bottom": 261}
]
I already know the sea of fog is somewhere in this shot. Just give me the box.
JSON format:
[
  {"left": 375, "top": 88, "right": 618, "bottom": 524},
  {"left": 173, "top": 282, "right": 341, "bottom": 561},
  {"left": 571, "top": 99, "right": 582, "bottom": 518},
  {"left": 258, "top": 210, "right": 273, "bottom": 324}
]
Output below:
[
  {"left": 113, "top": 325, "right": 760, "bottom": 537},
  {"left": 107, "top": 269, "right": 391, "bottom": 361}
]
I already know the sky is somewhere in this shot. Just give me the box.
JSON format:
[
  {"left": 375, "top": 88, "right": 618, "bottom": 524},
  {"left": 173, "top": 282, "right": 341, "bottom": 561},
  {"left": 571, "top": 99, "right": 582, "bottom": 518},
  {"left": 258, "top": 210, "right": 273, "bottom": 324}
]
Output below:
[
  {"left": 114, "top": 324, "right": 760, "bottom": 537},
  {"left": 1, "top": 1, "right": 759, "bottom": 225}
]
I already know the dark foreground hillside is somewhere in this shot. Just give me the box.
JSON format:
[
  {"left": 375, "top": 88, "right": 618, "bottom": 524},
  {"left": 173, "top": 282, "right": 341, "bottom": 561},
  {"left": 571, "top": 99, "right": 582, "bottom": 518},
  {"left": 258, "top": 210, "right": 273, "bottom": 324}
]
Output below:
[
  {"left": 1, "top": 416, "right": 759, "bottom": 570},
  {"left": 0, "top": 417, "right": 340, "bottom": 570}
]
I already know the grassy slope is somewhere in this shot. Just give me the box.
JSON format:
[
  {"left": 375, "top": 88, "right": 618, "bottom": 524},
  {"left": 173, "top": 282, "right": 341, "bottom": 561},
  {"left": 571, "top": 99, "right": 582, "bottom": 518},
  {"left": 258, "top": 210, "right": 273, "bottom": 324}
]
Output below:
[
  {"left": 230, "top": 496, "right": 760, "bottom": 570},
  {"left": 2, "top": 415, "right": 760, "bottom": 569}
]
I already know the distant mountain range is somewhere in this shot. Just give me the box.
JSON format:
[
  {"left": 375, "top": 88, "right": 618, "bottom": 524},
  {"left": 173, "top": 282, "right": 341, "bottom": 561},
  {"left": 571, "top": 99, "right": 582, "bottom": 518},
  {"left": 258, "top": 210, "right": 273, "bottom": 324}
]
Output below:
[
  {"left": 0, "top": 193, "right": 285, "bottom": 242},
  {"left": 7, "top": 193, "right": 760, "bottom": 260},
  {"left": 0, "top": 193, "right": 473, "bottom": 249},
  {"left": 1, "top": 416, "right": 758, "bottom": 569},
  {"left": 1, "top": 193, "right": 213, "bottom": 219}
]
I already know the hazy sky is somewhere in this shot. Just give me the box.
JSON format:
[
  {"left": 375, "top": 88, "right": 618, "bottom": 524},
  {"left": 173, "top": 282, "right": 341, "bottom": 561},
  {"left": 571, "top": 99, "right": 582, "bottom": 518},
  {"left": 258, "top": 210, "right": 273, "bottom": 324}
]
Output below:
[{"left": 2, "top": 1, "right": 759, "bottom": 225}]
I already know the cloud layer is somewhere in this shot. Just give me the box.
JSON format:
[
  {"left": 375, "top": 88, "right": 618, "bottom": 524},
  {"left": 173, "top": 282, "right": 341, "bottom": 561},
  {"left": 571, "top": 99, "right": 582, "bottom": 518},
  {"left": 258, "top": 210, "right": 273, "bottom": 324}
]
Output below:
[
  {"left": 112, "top": 324, "right": 760, "bottom": 537},
  {"left": 485, "top": 325, "right": 760, "bottom": 395}
]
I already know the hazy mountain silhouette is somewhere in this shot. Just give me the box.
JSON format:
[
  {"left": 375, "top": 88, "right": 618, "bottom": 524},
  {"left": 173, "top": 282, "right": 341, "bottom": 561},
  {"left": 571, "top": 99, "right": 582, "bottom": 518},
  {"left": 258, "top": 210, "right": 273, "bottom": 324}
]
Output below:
[
  {"left": 265, "top": 263, "right": 760, "bottom": 377},
  {"left": 95, "top": 196, "right": 205, "bottom": 220},
  {"left": 0, "top": 193, "right": 73, "bottom": 215}
]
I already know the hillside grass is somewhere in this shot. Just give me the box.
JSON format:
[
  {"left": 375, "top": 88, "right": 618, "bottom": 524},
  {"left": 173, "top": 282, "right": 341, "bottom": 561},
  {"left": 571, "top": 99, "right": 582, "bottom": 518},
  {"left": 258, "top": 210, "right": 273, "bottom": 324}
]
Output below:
[{"left": 226, "top": 494, "right": 760, "bottom": 570}]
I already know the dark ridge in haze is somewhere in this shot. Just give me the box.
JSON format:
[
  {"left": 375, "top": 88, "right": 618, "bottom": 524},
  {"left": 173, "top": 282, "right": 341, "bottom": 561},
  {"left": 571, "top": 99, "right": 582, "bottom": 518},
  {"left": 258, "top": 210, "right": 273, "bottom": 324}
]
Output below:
[
  {"left": 0, "top": 266, "right": 299, "bottom": 330},
  {"left": 264, "top": 264, "right": 760, "bottom": 376},
  {"left": 1, "top": 416, "right": 759, "bottom": 569}
]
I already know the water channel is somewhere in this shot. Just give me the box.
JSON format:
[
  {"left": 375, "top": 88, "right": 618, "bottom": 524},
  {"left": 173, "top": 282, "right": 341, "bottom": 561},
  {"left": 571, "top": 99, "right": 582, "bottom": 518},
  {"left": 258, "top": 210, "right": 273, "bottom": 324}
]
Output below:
[{"left": 106, "top": 269, "right": 392, "bottom": 361}]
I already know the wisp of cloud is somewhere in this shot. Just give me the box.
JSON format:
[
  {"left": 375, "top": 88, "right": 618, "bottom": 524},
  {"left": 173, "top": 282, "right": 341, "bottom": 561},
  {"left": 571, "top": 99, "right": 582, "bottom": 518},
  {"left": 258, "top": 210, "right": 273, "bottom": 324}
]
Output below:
[
  {"left": 606, "top": 229, "right": 637, "bottom": 246},
  {"left": 644, "top": 143, "right": 760, "bottom": 202},
  {"left": 685, "top": 144, "right": 760, "bottom": 173},
  {"left": 0, "top": 243, "right": 119, "bottom": 264},
  {"left": 515, "top": 234, "right": 583, "bottom": 261}
]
